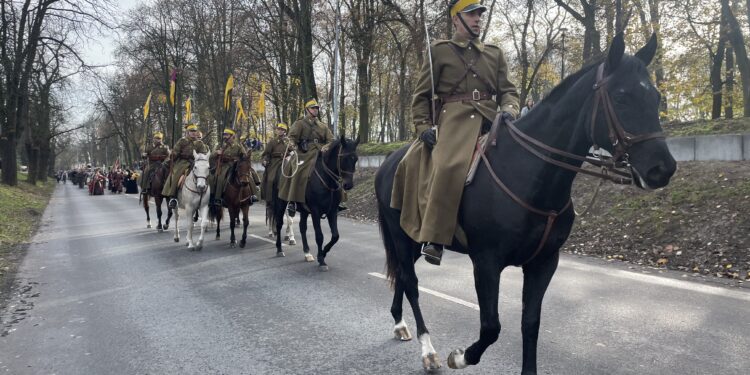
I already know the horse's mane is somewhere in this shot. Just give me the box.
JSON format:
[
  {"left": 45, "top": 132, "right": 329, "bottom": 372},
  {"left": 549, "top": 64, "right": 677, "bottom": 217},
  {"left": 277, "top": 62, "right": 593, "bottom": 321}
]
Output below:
[{"left": 540, "top": 60, "right": 601, "bottom": 105}]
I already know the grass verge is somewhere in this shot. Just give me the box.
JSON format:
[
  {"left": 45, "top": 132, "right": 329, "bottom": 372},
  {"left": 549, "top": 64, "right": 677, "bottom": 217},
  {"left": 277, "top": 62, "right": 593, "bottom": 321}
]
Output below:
[{"left": 0, "top": 175, "right": 55, "bottom": 303}]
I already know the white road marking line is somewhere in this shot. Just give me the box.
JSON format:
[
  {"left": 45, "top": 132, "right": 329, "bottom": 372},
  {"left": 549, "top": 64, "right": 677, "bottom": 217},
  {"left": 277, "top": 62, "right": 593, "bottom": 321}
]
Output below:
[
  {"left": 368, "top": 272, "right": 479, "bottom": 311},
  {"left": 250, "top": 234, "right": 286, "bottom": 247},
  {"left": 560, "top": 259, "right": 750, "bottom": 302}
]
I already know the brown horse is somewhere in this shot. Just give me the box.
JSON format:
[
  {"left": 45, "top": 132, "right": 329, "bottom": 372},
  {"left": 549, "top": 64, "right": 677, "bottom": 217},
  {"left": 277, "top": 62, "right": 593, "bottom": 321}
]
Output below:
[
  {"left": 142, "top": 161, "right": 173, "bottom": 232},
  {"left": 209, "top": 155, "right": 254, "bottom": 248}
]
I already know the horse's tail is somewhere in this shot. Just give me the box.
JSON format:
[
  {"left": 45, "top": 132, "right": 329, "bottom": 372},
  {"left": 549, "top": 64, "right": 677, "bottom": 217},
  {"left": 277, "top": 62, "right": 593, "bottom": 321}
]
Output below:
[
  {"left": 209, "top": 202, "right": 223, "bottom": 222},
  {"left": 378, "top": 206, "right": 400, "bottom": 289},
  {"left": 266, "top": 202, "right": 276, "bottom": 228}
]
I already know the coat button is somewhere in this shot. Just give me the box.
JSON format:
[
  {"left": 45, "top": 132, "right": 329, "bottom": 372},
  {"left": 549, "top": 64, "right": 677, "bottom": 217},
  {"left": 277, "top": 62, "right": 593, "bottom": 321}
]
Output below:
[
  {"left": 470, "top": 115, "right": 475, "bottom": 119},
  {"left": 473, "top": 74, "right": 477, "bottom": 77}
]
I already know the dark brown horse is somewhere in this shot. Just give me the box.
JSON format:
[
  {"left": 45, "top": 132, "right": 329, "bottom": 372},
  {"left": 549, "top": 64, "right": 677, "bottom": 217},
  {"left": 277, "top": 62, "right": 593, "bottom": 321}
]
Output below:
[
  {"left": 209, "top": 155, "right": 254, "bottom": 248},
  {"left": 142, "top": 161, "right": 173, "bottom": 232}
]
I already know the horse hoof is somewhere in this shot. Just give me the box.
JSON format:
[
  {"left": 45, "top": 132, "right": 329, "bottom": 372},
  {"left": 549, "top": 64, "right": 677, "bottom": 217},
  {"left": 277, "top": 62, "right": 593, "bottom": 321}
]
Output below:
[
  {"left": 147, "top": 224, "right": 152, "bottom": 228},
  {"left": 174, "top": 238, "right": 179, "bottom": 243},
  {"left": 164, "top": 225, "right": 169, "bottom": 230},
  {"left": 230, "top": 242, "right": 236, "bottom": 248},
  {"left": 318, "top": 265, "right": 329, "bottom": 272},
  {"left": 239, "top": 241, "right": 246, "bottom": 248},
  {"left": 447, "top": 349, "right": 467, "bottom": 369},
  {"left": 158, "top": 228, "right": 163, "bottom": 233},
  {"left": 289, "top": 239, "right": 296, "bottom": 245},
  {"left": 422, "top": 352, "right": 442, "bottom": 372},
  {"left": 216, "top": 235, "right": 221, "bottom": 240},
  {"left": 196, "top": 245, "right": 202, "bottom": 251},
  {"left": 304, "top": 253, "right": 315, "bottom": 262},
  {"left": 393, "top": 323, "right": 413, "bottom": 341},
  {"left": 276, "top": 251, "right": 286, "bottom": 257},
  {"left": 268, "top": 232, "right": 275, "bottom": 239}
]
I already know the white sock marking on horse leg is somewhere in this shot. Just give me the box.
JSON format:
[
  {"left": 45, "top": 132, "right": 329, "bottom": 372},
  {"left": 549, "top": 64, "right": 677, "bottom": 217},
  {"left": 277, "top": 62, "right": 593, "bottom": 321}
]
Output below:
[
  {"left": 419, "top": 333, "right": 437, "bottom": 357},
  {"left": 449, "top": 349, "right": 468, "bottom": 369},
  {"left": 394, "top": 320, "right": 407, "bottom": 331}
]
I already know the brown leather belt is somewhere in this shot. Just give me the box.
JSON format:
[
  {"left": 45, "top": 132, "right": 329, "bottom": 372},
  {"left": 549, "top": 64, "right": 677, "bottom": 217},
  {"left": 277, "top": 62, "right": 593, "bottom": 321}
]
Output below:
[
  {"left": 220, "top": 156, "right": 239, "bottom": 162},
  {"left": 442, "top": 90, "right": 493, "bottom": 103}
]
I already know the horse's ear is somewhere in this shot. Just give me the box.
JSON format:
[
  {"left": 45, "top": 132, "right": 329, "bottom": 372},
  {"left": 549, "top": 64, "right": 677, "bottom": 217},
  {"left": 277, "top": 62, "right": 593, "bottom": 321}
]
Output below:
[
  {"left": 635, "top": 33, "right": 657, "bottom": 66},
  {"left": 193, "top": 149, "right": 198, "bottom": 159},
  {"left": 606, "top": 32, "right": 625, "bottom": 71},
  {"left": 339, "top": 134, "right": 346, "bottom": 144},
  {"left": 354, "top": 136, "right": 360, "bottom": 146}
]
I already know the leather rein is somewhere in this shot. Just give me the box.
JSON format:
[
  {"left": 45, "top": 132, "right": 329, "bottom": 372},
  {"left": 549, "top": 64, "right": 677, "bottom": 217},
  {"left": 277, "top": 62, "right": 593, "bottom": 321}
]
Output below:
[
  {"left": 481, "top": 63, "right": 665, "bottom": 265},
  {"left": 315, "top": 144, "right": 354, "bottom": 192}
]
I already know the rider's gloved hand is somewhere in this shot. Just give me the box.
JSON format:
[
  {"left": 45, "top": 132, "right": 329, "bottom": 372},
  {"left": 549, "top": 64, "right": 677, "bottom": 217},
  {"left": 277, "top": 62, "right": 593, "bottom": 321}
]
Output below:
[
  {"left": 419, "top": 128, "right": 437, "bottom": 150},
  {"left": 501, "top": 111, "right": 515, "bottom": 123}
]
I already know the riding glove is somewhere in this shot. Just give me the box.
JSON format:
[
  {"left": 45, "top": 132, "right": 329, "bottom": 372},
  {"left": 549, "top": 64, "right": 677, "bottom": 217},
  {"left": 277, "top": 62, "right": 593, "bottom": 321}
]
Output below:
[
  {"left": 501, "top": 111, "right": 515, "bottom": 123},
  {"left": 420, "top": 128, "right": 437, "bottom": 150}
]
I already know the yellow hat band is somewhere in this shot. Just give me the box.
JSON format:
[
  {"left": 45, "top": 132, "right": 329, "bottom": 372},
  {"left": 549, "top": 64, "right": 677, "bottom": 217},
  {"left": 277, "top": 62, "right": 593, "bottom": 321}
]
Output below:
[
  {"left": 450, "top": 0, "right": 481, "bottom": 17},
  {"left": 153, "top": 132, "right": 163, "bottom": 139},
  {"left": 304, "top": 99, "right": 319, "bottom": 109},
  {"left": 223, "top": 128, "right": 236, "bottom": 135},
  {"left": 277, "top": 123, "right": 288, "bottom": 131},
  {"left": 186, "top": 124, "right": 198, "bottom": 131}
]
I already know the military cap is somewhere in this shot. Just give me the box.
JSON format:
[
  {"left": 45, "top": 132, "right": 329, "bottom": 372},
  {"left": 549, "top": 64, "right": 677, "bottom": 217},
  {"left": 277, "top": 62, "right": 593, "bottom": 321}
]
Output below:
[
  {"left": 449, "top": 0, "right": 487, "bottom": 17},
  {"left": 304, "top": 98, "right": 320, "bottom": 109}
]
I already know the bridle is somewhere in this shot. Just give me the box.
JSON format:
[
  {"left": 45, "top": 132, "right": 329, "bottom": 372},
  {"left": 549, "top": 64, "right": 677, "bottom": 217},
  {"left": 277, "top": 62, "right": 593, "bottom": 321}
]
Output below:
[
  {"left": 481, "top": 62, "right": 665, "bottom": 265},
  {"left": 184, "top": 160, "right": 209, "bottom": 196},
  {"left": 315, "top": 143, "right": 355, "bottom": 192}
]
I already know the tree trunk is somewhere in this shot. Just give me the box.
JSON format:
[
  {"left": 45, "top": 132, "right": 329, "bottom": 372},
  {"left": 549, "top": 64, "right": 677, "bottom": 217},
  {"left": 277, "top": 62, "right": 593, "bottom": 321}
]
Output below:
[
  {"left": 711, "top": 37, "right": 726, "bottom": 119},
  {"left": 722, "top": 0, "right": 750, "bottom": 116},
  {"left": 726, "top": 46, "right": 735, "bottom": 119}
]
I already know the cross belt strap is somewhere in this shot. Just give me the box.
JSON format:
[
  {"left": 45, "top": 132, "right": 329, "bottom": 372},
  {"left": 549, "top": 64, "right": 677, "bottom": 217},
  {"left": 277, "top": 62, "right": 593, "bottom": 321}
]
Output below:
[{"left": 442, "top": 90, "right": 494, "bottom": 103}]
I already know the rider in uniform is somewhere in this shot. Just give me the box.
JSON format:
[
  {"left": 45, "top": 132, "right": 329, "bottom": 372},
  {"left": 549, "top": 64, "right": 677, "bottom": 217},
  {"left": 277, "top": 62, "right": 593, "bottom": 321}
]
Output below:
[
  {"left": 278, "top": 97, "right": 346, "bottom": 213},
  {"left": 139, "top": 132, "right": 170, "bottom": 195},
  {"left": 209, "top": 128, "right": 257, "bottom": 206},
  {"left": 390, "top": 0, "right": 520, "bottom": 265},
  {"left": 260, "top": 123, "right": 289, "bottom": 203},
  {"left": 162, "top": 123, "right": 210, "bottom": 208}
]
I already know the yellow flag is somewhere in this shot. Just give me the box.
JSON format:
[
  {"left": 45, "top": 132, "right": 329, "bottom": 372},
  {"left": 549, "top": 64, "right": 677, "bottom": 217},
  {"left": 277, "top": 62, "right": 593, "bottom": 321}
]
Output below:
[
  {"left": 169, "top": 70, "right": 177, "bottom": 106},
  {"left": 184, "top": 96, "right": 192, "bottom": 122},
  {"left": 256, "top": 83, "right": 265, "bottom": 117},
  {"left": 235, "top": 98, "right": 247, "bottom": 124},
  {"left": 143, "top": 91, "right": 152, "bottom": 121},
  {"left": 224, "top": 74, "right": 234, "bottom": 111}
]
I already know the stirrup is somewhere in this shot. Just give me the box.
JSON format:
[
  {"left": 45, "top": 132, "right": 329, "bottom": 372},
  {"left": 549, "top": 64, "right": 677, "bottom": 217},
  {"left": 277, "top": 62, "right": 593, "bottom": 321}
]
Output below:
[
  {"left": 421, "top": 243, "right": 444, "bottom": 266},
  {"left": 168, "top": 198, "right": 178, "bottom": 209},
  {"left": 337, "top": 204, "right": 348, "bottom": 212},
  {"left": 286, "top": 202, "right": 296, "bottom": 217}
]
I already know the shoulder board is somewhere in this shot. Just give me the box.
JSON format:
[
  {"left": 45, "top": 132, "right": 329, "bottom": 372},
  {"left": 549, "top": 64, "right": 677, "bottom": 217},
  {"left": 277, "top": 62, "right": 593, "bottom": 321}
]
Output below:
[
  {"left": 484, "top": 43, "right": 501, "bottom": 50},
  {"left": 431, "top": 39, "right": 451, "bottom": 47}
]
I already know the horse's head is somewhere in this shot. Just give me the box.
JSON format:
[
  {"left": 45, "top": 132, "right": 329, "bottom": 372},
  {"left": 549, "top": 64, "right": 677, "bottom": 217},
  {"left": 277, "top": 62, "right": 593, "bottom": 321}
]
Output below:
[
  {"left": 192, "top": 150, "right": 210, "bottom": 192},
  {"left": 234, "top": 154, "right": 253, "bottom": 186},
  {"left": 588, "top": 33, "right": 676, "bottom": 189},
  {"left": 325, "top": 135, "right": 360, "bottom": 190}
]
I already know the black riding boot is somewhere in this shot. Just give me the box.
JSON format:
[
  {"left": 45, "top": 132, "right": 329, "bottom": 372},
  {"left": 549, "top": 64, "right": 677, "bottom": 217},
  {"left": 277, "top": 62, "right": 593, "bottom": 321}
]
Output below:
[
  {"left": 168, "top": 198, "right": 178, "bottom": 209},
  {"left": 286, "top": 202, "right": 296, "bottom": 217},
  {"left": 421, "top": 243, "right": 444, "bottom": 266}
]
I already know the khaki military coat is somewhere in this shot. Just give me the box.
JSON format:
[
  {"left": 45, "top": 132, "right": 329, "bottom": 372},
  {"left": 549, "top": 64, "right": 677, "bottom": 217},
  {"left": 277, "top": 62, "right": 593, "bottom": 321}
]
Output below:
[
  {"left": 140, "top": 143, "right": 170, "bottom": 191},
  {"left": 278, "top": 115, "right": 334, "bottom": 203},
  {"left": 210, "top": 141, "right": 248, "bottom": 199},
  {"left": 391, "top": 33, "right": 520, "bottom": 245},
  {"left": 161, "top": 137, "right": 210, "bottom": 197},
  {"left": 261, "top": 136, "right": 288, "bottom": 202}
]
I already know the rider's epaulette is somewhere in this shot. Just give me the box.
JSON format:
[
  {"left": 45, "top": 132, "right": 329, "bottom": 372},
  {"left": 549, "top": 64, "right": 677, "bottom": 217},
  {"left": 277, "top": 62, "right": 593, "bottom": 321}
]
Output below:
[
  {"left": 431, "top": 39, "right": 451, "bottom": 47},
  {"left": 484, "top": 43, "right": 501, "bottom": 50}
]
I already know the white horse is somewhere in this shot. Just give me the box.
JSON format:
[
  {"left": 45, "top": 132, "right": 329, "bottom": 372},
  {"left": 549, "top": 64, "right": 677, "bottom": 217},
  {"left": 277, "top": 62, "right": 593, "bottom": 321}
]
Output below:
[
  {"left": 173, "top": 151, "right": 211, "bottom": 250},
  {"left": 267, "top": 205, "right": 296, "bottom": 245}
]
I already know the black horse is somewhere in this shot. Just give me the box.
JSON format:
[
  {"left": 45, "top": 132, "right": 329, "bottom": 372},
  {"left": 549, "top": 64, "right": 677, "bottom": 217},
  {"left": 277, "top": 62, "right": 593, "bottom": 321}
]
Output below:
[
  {"left": 375, "top": 34, "right": 676, "bottom": 373},
  {"left": 271, "top": 136, "right": 359, "bottom": 270}
]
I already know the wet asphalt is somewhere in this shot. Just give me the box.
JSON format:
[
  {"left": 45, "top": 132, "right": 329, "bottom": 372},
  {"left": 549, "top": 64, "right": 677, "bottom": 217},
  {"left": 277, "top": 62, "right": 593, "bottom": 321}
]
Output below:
[{"left": 1, "top": 183, "right": 749, "bottom": 375}]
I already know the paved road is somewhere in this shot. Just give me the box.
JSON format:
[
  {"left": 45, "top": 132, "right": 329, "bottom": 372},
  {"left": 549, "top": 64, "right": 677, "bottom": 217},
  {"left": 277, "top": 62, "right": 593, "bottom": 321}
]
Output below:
[{"left": 1, "top": 184, "right": 749, "bottom": 374}]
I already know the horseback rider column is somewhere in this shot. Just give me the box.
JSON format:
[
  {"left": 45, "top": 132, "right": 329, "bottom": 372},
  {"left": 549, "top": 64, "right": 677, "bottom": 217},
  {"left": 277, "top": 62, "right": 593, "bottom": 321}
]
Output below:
[
  {"left": 390, "top": 0, "right": 520, "bottom": 265},
  {"left": 278, "top": 98, "right": 347, "bottom": 212},
  {"left": 139, "top": 132, "right": 170, "bottom": 195},
  {"left": 209, "top": 128, "right": 257, "bottom": 206},
  {"left": 260, "top": 123, "right": 289, "bottom": 203},
  {"left": 162, "top": 123, "right": 210, "bottom": 209}
]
